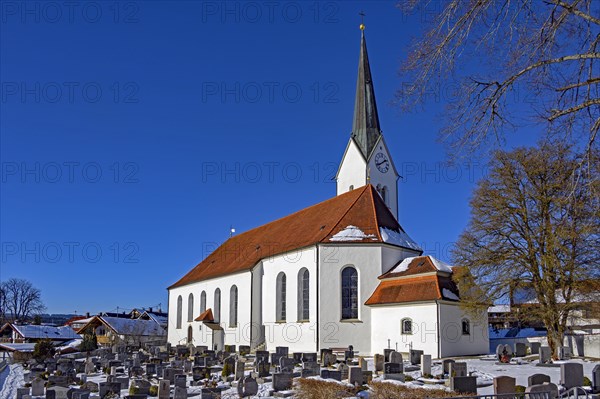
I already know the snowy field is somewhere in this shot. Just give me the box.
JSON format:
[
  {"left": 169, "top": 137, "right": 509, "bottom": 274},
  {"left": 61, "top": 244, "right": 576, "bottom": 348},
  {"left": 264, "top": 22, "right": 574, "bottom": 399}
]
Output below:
[{"left": 0, "top": 363, "right": 25, "bottom": 399}]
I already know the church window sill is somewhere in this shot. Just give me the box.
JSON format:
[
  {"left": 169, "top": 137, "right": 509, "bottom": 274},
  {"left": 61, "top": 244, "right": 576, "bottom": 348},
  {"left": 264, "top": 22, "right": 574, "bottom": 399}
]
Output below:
[
  {"left": 340, "top": 319, "right": 362, "bottom": 323},
  {"left": 296, "top": 319, "right": 310, "bottom": 323}
]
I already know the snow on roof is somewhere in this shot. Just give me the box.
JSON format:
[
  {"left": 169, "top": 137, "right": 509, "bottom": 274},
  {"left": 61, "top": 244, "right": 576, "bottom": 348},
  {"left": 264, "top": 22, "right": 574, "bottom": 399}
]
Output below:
[
  {"left": 57, "top": 339, "right": 82, "bottom": 351},
  {"left": 329, "top": 225, "right": 377, "bottom": 242},
  {"left": 442, "top": 288, "right": 460, "bottom": 301},
  {"left": 0, "top": 343, "right": 36, "bottom": 352},
  {"left": 489, "top": 327, "right": 547, "bottom": 339},
  {"left": 488, "top": 304, "right": 511, "bottom": 313},
  {"left": 387, "top": 256, "right": 453, "bottom": 275},
  {"left": 10, "top": 324, "right": 81, "bottom": 340},
  {"left": 379, "top": 227, "right": 422, "bottom": 251},
  {"left": 101, "top": 316, "right": 166, "bottom": 337},
  {"left": 144, "top": 312, "right": 168, "bottom": 326}
]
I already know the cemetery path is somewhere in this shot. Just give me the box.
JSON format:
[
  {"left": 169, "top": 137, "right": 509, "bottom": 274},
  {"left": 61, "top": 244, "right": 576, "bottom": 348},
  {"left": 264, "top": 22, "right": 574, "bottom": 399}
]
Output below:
[{"left": 0, "top": 363, "right": 24, "bottom": 399}]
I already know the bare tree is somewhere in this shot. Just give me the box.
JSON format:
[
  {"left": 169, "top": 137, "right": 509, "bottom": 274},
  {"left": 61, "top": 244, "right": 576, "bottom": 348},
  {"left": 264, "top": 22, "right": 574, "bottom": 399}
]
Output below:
[
  {"left": 397, "top": 0, "right": 599, "bottom": 156},
  {"left": 1, "top": 278, "right": 46, "bottom": 322},
  {"left": 452, "top": 142, "right": 600, "bottom": 357}
]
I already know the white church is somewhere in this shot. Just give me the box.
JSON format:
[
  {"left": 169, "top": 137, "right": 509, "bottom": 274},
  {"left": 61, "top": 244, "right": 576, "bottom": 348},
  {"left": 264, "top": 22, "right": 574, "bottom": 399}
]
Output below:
[{"left": 167, "top": 29, "right": 489, "bottom": 359}]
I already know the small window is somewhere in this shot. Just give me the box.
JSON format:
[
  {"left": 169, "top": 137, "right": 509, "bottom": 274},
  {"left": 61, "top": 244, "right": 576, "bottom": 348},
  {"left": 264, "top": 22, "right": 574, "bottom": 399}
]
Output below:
[
  {"left": 200, "top": 291, "right": 206, "bottom": 313},
  {"left": 349, "top": 185, "right": 354, "bottom": 191},
  {"left": 297, "top": 268, "right": 310, "bottom": 321},
  {"left": 462, "top": 319, "right": 470, "bottom": 335},
  {"left": 187, "top": 293, "right": 194, "bottom": 322},
  {"left": 229, "top": 285, "right": 238, "bottom": 327},
  {"left": 341, "top": 267, "right": 358, "bottom": 320},
  {"left": 176, "top": 295, "right": 182, "bottom": 329},
  {"left": 401, "top": 318, "right": 413, "bottom": 335},
  {"left": 214, "top": 288, "right": 221, "bottom": 324}
]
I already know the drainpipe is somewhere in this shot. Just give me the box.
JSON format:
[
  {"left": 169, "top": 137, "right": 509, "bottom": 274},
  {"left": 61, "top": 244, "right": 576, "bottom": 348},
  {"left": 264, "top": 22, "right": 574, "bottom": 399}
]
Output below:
[
  {"left": 316, "top": 244, "right": 320, "bottom": 353},
  {"left": 436, "top": 300, "right": 441, "bottom": 359}
]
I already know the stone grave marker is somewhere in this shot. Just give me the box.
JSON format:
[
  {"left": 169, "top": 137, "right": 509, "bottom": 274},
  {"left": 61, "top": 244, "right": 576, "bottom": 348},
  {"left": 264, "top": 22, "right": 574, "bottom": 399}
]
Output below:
[
  {"left": 293, "top": 352, "right": 303, "bottom": 363},
  {"left": 235, "top": 360, "right": 245, "bottom": 380},
  {"left": 515, "top": 343, "right": 527, "bottom": 357},
  {"left": 560, "top": 363, "right": 583, "bottom": 389},
  {"left": 173, "top": 386, "right": 187, "bottom": 399},
  {"left": 374, "top": 354, "right": 384, "bottom": 372},
  {"left": 32, "top": 377, "right": 45, "bottom": 396},
  {"left": 345, "top": 350, "right": 354, "bottom": 360},
  {"left": 47, "top": 387, "right": 69, "bottom": 399},
  {"left": 530, "top": 342, "right": 541, "bottom": 354},
  {"left": 279, "top": 357, "right": 294, "bottom": 373},
  {"left": 593, "top": 364, "right": 600, "bottom": 394},
  {"left": 442, "top": 359, "right": 455, "bottom": 375},
  {"left": 275, "top": 346, "right": 289, "bottom": 356},
  {"left": 450, "top": 376, "right": 477, "bottom": 394},
  {"left": 410, "top": 349, "right": 423, "bottom": 365},
  {"left": 494, "top": 375, "right": 516, "bottom": 395},
  {"left": 383, "top": 362, "right": 404, "bottom": 382},
  {"left": 257, "top": 361, "right": 270, "bottom": 378},
  {"left": 389, "top": 351, "right": 402, "bottom": 364},
  {"left": 301, "top": 362, "right": 319, "bottom": 378},
  {"left": 358, "top": 356, "right": 367, "bottom": 371},
  {"left": 239, "top": 345, "right": 250, "bottom": 356},
  {"left": 255, "top": 351, "right": 269, "bottom": 365},
  {"left": 421, "top": 354, "right": 432, "bottom": 376},
  {"left": 158, "top": 379, "right": 170, "bottom": 399},
  {"left": 320, "top": 369, "right": 342, "bottom": 381},
  {"left": 449, "top": 362, "right": 467, "bottom": 377},
  {"left": 337, "top": 362, "right": 349, "bottom": 380},
  {"left": 237, "top": 375, "right": 259, "bottom": 397},
  {"left": 272, "top": 372, "right": 293, "bottom": 391},
  {"left": 320, "top": 349, "right": 332, "bottom": 365},
  {"left": 16, "top": 388, "right": 30, "bottom": 399},
  {"left": 362, "top": 370, "right": 373, "bottom": 384},
  {"left": 174, "top": 374, "right": 186, "bottom": 388},
  {"left": 99, "top": 382, "right": 121, "bottom": 398},
  {"left": 348, "top": 366, "right": 363, "bottom": 385},
  {"left": 526, "top": 382, "right": 559, "bottom": 398},
  {"left": 539, "top": 346, "right": 552, "bottom": 364},
  {"left": 528, "top": 373, "right": 551, "bottom": 386},
  {"left": 383, "top": 349, "right": 393, "bottom": 362},
  {"left": 302, "top": 352, "right": 317, "bottom": 363}
]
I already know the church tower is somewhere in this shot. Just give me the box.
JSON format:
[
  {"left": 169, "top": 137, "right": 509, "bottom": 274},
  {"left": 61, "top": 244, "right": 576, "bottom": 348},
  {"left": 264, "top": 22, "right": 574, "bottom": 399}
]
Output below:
[{"left": 336, "top": 26, "right": 399, "bottom": 219}]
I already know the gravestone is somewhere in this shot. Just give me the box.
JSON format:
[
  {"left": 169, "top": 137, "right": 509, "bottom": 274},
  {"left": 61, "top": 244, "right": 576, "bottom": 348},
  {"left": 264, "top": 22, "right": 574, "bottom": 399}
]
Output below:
[
  {"left": 344, "top": 350, "right": 354, "bottom": 360},
  {"left": 293, "top": 353, "right": 303, "bottom": 363},
  {"left": 174, "top": 374, "right": 186, "bottom": 389},
  {"left": 32, "top": 377, "right": 45, "bottom": 396},
  {"left": 348, "top": 366, "right": 363, "bottom": 385},
  {"left": 442, "top": 359, "right": 455, "bottom": 375},
  {"left": 449, "top": 362, "right": 467, "bottom": 378},
  {"left": 84, "top": 359, "right": 95, "bottom": 374},
  {"left": 410, "top": 349, "right": 423, "bottom": 365},
  {"left": 560, "top": 363, "right": 583, "bottom": 389},
  {"left": 223, "top": 356, "right": 236, "bottom": 375},
  {"left": 320, "top": 349, "right": 332, "bottom": 365},
  {"left": 494, "top": 376, "right": 516, "bottom": 395},
  {"left": 16, "top": 388, "right": 30, "bottom": 399},
  {"left": 81, "top": 382, "right": 98, "bottom": 392},
  {"left": 235, "top": 360, "right": 245, "bottom": 380},
  {"left": 301, "top": 362, "right": 319, "bottom": 378},
  {"left": 158, "top": 379, "right": 170, "bottom": 399},
  {"left": 530, "top": 342, "right": 541, "bottom": 355},
  {"left": 525, "top": 382, "right": 559, "bottom": 398},
  {"left": 362, "top": 370, "right": 373, "bottom": 384},
  {"left": 196, "top": 345, "right": 208, "bottom": 354},
  {"left": 324, "top": 353, "right": 337, "bottom": 367},
  {"left": 133, "top": 379, "right": 152, "bottom": 395},
  {"left": 539, "top": 346, "right": 552, "bottom": 364},
  {"left": 46, "top": 387, "right": 69, "bottom": 399},
  {"left": 593, "top": 364, "right": 600, "bottom": 394},
  {"left": 421, "top": 354, "right": 432, "bottom": 376},
  {"left": 192, "top": 366, "right": 209, "bottom": 381},
  {"left": 320, "top": 369, "right": 342, "bottom": 381},
  {"left": 272, "top": 372, "right": 293, "bottom": 391},
  {"left": 99, "top": 382, "right": 121, "bottom": 398},
  {"left": 237, "top": 375, "right": 258, "bottom": 397},
  {"left": 383, "top": 362, "right": 404, "bottom": 382},
  {"left": 239, "top": 345, "right": 250, "bottom": 356},
  {"left": 515, "top": 343, "right": 527, "bottom": 357},
  {"left": 496, "top": 344, "right": 513, "bottom": 362},
  {"left": 302, "top": 353, "right": 317, "bottom": 363},
  {"left": 528, "top": 373, "right": 551, "bottom": 386},
  {"left": 255, "top": 351, "right": 269, "bottom": 365},
  {"left": 146, "top": 363, "right": 156, "bottom": 376},
  {"left": 450, "top": 376, "right": 477, "bottom": 394},
  {"left": 279, "top": 357, "right": 294, "bottom": 373},
  {"left": 383, "top": 349, "right": 393, "bottom": 362},
  {"left": 173, "top": 386, "right": 187, "bottom": 399},
  {"left": 275, "top": 346, "right": 289, "bottom": 356},
  {"left": 257, "top": 361, "right": 270, "bottom": 378},
  {"left": 337, "top": 362, "right": 349, "bottom": 380},
  {"left": 374, "top": 354, "right": 384, "bottom": 372},
  {"left": 389, "top": 351, "right": 402, "bottom": 364},
  {"left": 358, "top": 356, "right": 368, "bottom": 371}
]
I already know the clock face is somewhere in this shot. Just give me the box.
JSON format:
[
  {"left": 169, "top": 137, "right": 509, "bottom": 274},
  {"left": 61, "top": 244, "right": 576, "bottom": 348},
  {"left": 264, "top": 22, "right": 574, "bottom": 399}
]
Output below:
[{"left": 374, "top": 152, "right": 389, "bottom": 173}]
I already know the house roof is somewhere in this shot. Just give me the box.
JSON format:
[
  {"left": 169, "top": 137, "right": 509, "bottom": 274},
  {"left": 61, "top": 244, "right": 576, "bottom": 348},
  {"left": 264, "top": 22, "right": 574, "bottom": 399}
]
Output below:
[
  {"left": 169, "top": 184, "right": 421, "bottom": 288},
  {"left": 195, "top": 308, "right": 214, "bottom": 322},
  {"left": 0, "top": 323, "right": 81, "bottom": 340},
  {"left": 365, "top": 255, "right": 460, "bottom": 305},
  {"left": 140, "top": 311, "right": 168, "bottom": 326},
  {"left": 78, "top": 316, "right": 166, "bottom": 337}
]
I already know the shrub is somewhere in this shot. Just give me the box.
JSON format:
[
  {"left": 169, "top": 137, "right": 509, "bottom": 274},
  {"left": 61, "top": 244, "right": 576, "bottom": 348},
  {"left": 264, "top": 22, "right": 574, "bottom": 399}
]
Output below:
[
  {"left": 583, "top": 377, "right": 592, "bottom": 387},
  {"left": 149, "top": 385, "right": 158, "bottom": 397},
  {"left": 129, "top": 384, "right": 140, "bottom": 395},
  {"left": 515, "top": 385, "right": 526, "bottom": 393},
  {"left": 405, "top": 375, "right": 414, "bottom": 382},
  {"left": 32, "top": 339, "right": 55, "bottom": 362},
  {"left": 294, "top": 378, "right": 355, "bottom": 399},
  {"left": 370, "top": 381, "right": 457, "bottom": 399},
  {"left": 221, "top": 363, "right": 233, "bottom": 378}
]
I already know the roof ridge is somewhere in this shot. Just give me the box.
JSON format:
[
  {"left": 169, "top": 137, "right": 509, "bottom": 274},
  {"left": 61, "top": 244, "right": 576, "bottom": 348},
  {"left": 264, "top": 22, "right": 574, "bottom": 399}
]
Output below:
[{"left": 320, "top": 185, "right": 372, "bottom": 241}]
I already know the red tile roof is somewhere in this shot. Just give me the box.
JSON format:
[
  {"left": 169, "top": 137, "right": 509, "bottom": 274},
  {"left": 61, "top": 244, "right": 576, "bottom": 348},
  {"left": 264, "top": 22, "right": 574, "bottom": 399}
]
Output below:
[
  {"left": 169, "top": 185, "right": 416, "bottom": 288},
  {"left": 365, "top": 256, "right": 460, "bottom": 305},
  {"left": 195, "top": 308, "right": 214, "bottom": 322}
]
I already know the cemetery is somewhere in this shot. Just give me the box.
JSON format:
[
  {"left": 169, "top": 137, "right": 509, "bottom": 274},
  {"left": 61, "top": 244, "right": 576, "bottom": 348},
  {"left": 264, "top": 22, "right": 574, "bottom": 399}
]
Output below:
[{"left": 1, "top": 341, "right": 598, "bottom": 398}]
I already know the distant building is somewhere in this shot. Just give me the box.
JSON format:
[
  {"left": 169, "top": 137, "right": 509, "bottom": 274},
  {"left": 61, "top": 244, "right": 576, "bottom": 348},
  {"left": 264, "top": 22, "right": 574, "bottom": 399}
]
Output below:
[
  {"left": 77, "top": 315, "right": 166, "bottom": 348},
  {"left": 0, "top": 323, "right": 80, "bottom": 343}
]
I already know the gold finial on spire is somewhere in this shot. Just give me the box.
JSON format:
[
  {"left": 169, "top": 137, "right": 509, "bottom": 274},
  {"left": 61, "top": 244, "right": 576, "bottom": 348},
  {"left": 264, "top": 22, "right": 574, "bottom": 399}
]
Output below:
[{"left": 359, "top": 11, "right": 365, "bottom": 30}]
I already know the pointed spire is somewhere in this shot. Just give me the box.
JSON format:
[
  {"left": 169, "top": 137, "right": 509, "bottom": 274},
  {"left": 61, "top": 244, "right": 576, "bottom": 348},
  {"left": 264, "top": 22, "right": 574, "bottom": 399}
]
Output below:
[{"left": 351, "top": 26, "right": 382, "bottom": 160}]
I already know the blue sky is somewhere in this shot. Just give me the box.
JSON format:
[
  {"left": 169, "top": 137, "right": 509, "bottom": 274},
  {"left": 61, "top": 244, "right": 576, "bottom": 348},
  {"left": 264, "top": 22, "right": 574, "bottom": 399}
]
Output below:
[{"left": 0, "top": 1, "right": 539, "bottom": 314}]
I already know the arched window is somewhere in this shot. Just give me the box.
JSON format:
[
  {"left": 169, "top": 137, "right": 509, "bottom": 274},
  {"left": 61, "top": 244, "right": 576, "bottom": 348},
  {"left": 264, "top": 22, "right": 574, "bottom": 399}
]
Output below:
[
  {"left": 176, "top": 295, "right": 182, "bottom": 329},
  {"left": 341, "top": 267, "right": 358, "bottom": 319},
  {"left": 214, "top": 288, "right": 221, "bottom": 324},
  {"left": 229, "top": 285, "right": 238, "bottom": 327},
  {"left": 276, "top": 272, "right": 287, "bottom": 322},
  {"left": 462, "top": 319, "right": 470, "bottom": 335},
  {"left": 187, "top": 293, "right": 194, "bottom": 322},
  {"left": 187, "top": 325, "right": 193, "bottom": 343},
  {"left": 200, "top": 291, "right": 206, "bottom": 313},
  {"left": 349, "top": 185, "right": 354, "bottom": 191},
  {"left": 297, "top": 269, "right": 310, "bottom": 321},
  {"left": 401, "top": 318, "right": 413, "bottom": 334}
]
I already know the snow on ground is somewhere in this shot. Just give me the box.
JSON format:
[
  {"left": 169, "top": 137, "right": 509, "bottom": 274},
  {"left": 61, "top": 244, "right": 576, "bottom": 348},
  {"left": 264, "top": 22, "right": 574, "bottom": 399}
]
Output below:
[
  {"left": 0, "top": 363, "right": 25, "bottom": 399},
  {"left": 330, "top": 226, "right": 376, "bottom": 241}
]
